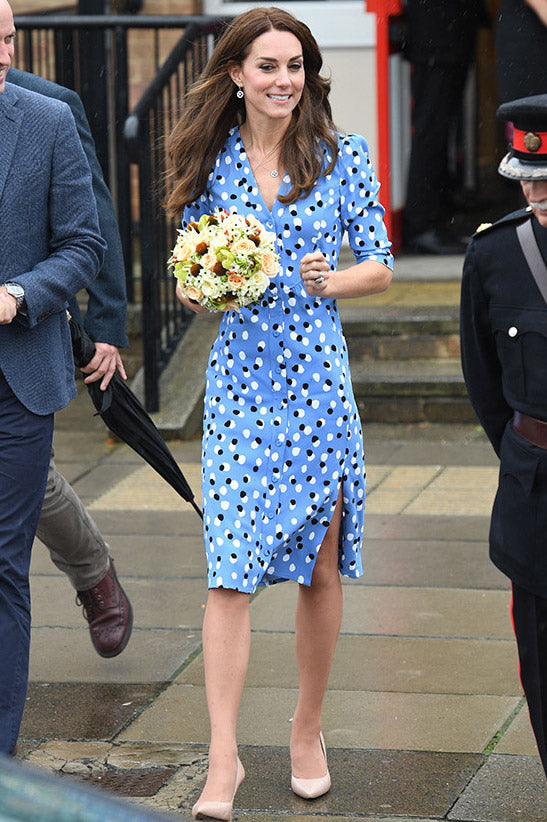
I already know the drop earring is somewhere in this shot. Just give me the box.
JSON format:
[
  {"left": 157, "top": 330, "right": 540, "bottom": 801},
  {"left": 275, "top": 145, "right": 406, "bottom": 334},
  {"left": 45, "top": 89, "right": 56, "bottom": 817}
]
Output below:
[{"left": 236, "top": 86, "right": 244, "bottom": 99}]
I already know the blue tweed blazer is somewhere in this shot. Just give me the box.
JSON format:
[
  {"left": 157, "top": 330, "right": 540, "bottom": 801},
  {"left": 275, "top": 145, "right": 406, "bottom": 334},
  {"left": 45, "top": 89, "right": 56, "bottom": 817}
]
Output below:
[
  {"left": 0, "top": 83, "right": 105, "bottom": 415},
  {"left": 7, "top": 68, "right": 128, "bottom": 349}
]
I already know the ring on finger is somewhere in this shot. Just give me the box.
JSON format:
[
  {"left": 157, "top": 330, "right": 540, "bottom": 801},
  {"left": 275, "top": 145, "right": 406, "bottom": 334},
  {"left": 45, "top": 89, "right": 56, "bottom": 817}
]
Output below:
[{"left": 314, "top": 275, "right": 324, "bottom": 285}]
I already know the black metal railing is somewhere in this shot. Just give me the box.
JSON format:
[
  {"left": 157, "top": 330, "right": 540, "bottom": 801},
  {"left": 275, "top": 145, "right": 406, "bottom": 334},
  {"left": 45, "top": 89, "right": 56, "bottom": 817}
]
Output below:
[
  {"left": 13, "top": 14, "right": 220, "bottom": 307},
  {"left": 124, "top": 17, "right": 228, "bottom": 412}
]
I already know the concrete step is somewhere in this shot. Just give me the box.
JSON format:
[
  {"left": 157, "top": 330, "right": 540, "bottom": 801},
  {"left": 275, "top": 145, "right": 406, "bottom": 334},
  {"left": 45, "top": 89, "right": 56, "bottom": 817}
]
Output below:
[
  {"left": 338, "top": 292, "right": 473, "bottom": 424},
  {"left": 341, "top": 305, "right": 461, "bottom": 362},
  {"left": 350, "top": 358, "right": 475, "bottom": 424}
]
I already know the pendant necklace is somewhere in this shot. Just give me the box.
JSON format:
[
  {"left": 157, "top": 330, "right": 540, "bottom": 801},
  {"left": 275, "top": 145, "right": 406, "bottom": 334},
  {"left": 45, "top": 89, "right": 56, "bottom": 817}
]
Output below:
[{"left": 245, "top": 140, "right": 281, "bottom": 179}]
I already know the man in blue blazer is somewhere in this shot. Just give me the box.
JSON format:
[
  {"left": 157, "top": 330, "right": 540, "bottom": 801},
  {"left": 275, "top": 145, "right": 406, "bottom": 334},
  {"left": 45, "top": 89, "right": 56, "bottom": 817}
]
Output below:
[
  {"left": 0, "top": 0, "right": 105, "bottom": 755},
  {"left": 7, "top": 67, "right": 133, "bottom": 661}
]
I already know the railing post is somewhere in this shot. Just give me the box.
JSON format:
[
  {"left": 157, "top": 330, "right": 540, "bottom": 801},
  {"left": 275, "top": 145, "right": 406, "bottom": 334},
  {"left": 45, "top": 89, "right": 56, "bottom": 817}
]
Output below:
[
  {"left": 54, "top": 27, "right": 75, "bottom": 89},
  {"left": 77, "top": 0, "right": 110, "bottom": 184},
  {"left": 138, "top": 117, "right": 160, "bottom": 412},
  {"left": 114, "top": 24, "right": 134, "bottom": 301}
]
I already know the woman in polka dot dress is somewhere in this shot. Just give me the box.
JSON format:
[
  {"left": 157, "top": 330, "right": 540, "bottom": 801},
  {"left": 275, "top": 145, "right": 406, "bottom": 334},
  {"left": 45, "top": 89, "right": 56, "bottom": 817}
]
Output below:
[{"left": 166, "top": 8, "right": 392, "bottom": 820}]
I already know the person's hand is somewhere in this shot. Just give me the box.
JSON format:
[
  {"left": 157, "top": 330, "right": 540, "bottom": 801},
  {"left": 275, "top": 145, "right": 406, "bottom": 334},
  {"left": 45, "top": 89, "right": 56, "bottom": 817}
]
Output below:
[
  {"left": 175, "top": 281, "right": 209, "bottom": 314},
  {"left": 81, "top": 342, "right": 127, "bottom": 391},
  {"left": 0, "top": 286, "right": 17, "bottom": 325},
  {"left": 300, "top": 250, "right": 330, "bottom": 296}
]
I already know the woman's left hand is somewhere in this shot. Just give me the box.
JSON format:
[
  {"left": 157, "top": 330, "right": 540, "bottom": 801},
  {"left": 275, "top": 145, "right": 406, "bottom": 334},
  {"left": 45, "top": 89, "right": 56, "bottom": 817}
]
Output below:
[{"left": 300, "top": 250, "right": 330, "bottom": 296}]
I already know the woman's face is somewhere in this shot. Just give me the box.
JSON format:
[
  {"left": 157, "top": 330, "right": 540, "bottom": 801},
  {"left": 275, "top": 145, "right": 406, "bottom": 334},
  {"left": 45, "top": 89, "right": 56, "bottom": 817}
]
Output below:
[{"left": 230, "top": 29, "right": 305, "bottom": 125}]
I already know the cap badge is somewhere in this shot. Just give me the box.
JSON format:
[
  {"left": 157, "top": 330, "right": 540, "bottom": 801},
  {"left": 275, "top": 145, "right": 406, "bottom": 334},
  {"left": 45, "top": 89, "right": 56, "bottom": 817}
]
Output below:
[{"left": 524, "top": 131, "right": 542, "bottom": 152}]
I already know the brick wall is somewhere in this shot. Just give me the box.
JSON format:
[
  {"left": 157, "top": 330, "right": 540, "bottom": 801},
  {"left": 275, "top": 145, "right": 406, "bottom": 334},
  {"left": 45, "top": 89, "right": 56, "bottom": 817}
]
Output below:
[
  {"left": 14, "top": 1, "right": 74, "bottom": 11},
  {"left": 13, "top": 0, "right": 204, "bottom": 108},
  {"left": 141, "top": 0, "right": 201, "bottom": 12},
  {"left": 14, "top": 1, "right": 200, "bottom": 12},
  {"left": 126, "top": 1, "right": 203, "bottom": 109}
]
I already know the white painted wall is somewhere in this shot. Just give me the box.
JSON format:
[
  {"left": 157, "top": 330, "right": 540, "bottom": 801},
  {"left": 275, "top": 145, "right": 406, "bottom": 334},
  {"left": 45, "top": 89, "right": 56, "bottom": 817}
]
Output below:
[{"left": 323, "top": 46, "right": 378, "bottom": 163}]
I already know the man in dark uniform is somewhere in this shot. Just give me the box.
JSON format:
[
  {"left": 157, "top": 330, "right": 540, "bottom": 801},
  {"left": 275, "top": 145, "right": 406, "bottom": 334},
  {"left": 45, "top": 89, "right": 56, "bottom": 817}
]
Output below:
[
  {"left": 460, "top": 94, "right": 547, "bottom": 777},
  {"left": 402, "top": 0, "right": 489, "bottom": 254}
]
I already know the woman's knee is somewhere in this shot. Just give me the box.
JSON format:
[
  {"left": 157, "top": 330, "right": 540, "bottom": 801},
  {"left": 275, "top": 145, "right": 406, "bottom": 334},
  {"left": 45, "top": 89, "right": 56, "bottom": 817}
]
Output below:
[{"left": 206, "top": 587, "right": 251, "bottom": 614}]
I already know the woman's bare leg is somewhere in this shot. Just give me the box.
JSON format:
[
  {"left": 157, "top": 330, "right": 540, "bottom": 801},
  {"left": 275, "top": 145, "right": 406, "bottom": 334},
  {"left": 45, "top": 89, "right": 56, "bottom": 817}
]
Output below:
[
  {"left": 197, "top": 587, "right": 251, "bottom": 803},
  {"left": 290, "top": 487, "right": 344, "bottom": 778}
]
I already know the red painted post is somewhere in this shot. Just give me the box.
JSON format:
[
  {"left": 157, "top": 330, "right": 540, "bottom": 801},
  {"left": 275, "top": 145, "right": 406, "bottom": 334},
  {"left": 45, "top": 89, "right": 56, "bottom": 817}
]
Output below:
[{"left": 364, "top": 0, "right": 403, "bottom": 250}]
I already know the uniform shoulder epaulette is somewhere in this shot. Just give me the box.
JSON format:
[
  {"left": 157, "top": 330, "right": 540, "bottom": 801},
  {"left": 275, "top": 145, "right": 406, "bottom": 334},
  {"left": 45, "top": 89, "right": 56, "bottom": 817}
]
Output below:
[{"left": 472, "top": 207, "right": 532, "bottom": 238}]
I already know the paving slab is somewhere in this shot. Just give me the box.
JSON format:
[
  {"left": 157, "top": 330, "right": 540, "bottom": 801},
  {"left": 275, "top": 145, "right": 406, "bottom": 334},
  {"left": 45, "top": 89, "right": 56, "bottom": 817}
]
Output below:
[
  {"left": 88, "top": 463, "right": 203, "bottom": 512},
  {"left": 448, "top": 754, "right": 547, "bottom": 821},
  {"left": 250, "top": 583, "right": 514, "bottom": 639},
  {"left": 71, "top": 462, "right": 145, "bottom": 504},
  {"left": 182, "top": 746, "right": 482, "bottom": 820},
  {"left": 494, "top": 705, "right": 540, "bottom": 756},
  {"left": 29, "top": 627, "right": 201, "bottom": 683},
  {"left": 369, "top": 441, "right": 498, "bottom": 467},
  {"left": 31, "top": 534, "right": 207, "bottom": 579},
  {"left": 233, "top": 817, "right": 439, "bottom": 822},
  {"left": 30, "top": 576, "right": 207, "bottom": 630},
  {"left": 119, "top": 684, "right": 519, "bottom": 753},
  {"left": 357, "top": 539, "right": 508, "bottom": 590},
  {"left": 87, "top": 510, "right": 202, "bottom": 536},
  {"left": 20, "top": 683, "right": 160, "bottom": 740},
  {"left": 176, "top": 632, "right": 521, "bottom": 696},
  {"left": 365, "top": 514, "right": 491, "bottom": 541}
]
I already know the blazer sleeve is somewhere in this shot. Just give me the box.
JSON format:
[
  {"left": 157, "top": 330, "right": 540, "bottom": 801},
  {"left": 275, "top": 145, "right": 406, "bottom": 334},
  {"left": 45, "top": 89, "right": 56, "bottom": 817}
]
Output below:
[
  {"left": 460, "top": 238, "right": 512, "bottom": 456},
  {"left": 61, "top": 87, "right": 129, "bottom": 348},
  {"left": 14, "top": 103, "right": 105, "bottom": 326}
]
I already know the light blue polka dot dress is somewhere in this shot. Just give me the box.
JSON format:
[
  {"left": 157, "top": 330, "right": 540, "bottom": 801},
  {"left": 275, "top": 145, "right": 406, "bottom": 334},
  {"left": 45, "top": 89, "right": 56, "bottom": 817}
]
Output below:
[{"left": 182, "top": 128, "right": 393, "bottom": 593}]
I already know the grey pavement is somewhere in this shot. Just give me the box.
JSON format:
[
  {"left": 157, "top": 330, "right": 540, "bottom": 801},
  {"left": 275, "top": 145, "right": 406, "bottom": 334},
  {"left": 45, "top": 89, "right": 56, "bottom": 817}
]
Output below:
[{"left": 14, "top": 254, "right": 547, "bottom": 819}]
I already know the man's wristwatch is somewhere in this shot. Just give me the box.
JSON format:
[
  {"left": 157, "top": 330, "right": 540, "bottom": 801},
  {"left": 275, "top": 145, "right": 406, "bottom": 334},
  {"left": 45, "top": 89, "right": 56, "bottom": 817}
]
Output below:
[{"left": 3, "top": 282, "right": 25, "bottom": 312}]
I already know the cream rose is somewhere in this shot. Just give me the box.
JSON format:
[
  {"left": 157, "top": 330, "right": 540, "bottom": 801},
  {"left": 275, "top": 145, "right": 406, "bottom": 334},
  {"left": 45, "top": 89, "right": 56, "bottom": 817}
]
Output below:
[
  {"left": 228, "top": 272, "right": 246, "bottom": 290},
  {"left": 260, "top": 251, "right": 279, "bottom": 278},
  {"left": 250, "top": 271, "right": 270, "bottom": 291},
  {"left": 171, "top": 238, "right": 196, "bottom": 263},
  {"left": 200, "top": 251, "right": 219, "bottom": 271},
  {"left": 184, "top": 285, "right": 204, "bottom": 302},
  {"left": 199, "top": 273, "right": 218, "bottom": 297},
  {"left": 232, "top": 238, "right": 257, "bottom": 256}
]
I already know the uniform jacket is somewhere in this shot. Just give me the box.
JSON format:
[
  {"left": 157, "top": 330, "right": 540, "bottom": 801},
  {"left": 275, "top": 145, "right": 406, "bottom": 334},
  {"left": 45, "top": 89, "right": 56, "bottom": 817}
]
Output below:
[
  {"left": 460, "top": 207, "right": 547, "bottom": 597},
  {"left": 404, "top": 0, "right": 489, "bottom": 65},
  {"left": 0, "top": 83, "right": 105, "bottom": 415},
  {"left": 7, "top": 68, "right": 128, "bottom": 349}
]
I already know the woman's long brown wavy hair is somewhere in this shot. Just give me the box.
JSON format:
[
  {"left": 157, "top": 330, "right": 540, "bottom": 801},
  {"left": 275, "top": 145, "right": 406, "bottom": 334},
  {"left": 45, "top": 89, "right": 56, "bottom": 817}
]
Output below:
[{"left": 165, "top": 6, "right": 338, "bottom": 217}]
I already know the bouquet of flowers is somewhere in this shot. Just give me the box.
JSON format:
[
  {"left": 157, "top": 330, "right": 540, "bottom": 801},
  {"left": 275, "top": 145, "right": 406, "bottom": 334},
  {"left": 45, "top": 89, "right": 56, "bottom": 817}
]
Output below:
[{"left": 169, "top": 209, "right": 279, "bottom": 312}]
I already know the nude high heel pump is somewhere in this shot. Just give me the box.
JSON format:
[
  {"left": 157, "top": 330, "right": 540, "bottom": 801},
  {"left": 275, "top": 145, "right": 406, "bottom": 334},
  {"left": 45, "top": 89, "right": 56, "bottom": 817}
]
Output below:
[
  {"left": 291, "top": 732, "right": 331, "bottom": 799},
  {"left": 192, "top": 757, "right": 245, "bottom": 821}
]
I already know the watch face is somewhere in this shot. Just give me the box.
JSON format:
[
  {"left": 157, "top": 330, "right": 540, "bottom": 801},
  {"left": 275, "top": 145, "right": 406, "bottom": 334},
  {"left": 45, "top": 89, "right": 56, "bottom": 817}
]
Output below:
[{"left": 6, "top": 284, "right": 24, "bottom": 298}]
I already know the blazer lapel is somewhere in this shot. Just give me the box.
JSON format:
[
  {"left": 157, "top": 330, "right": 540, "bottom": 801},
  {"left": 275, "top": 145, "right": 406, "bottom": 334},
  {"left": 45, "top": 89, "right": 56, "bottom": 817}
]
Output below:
[{"left": 0, "top": 84, "right": 24, "bottom": 206}]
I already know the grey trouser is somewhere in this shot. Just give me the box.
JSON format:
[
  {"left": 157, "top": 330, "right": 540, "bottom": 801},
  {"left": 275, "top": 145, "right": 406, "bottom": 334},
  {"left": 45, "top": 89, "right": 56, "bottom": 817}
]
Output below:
[{"left": 35, "top": 449, "right": 110, "bottom": 591}]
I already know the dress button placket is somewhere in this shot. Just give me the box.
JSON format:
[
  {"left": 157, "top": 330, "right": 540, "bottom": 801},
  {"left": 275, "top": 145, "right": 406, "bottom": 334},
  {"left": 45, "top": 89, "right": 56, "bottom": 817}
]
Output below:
[{"left": 261, "top": 238, "right": 287, "bottom": 560}]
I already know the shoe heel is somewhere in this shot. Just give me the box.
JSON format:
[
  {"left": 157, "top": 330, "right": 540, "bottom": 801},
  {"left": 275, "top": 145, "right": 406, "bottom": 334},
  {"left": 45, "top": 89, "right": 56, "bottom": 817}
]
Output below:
[
  {"left": 291, "top": 732, "right": 331, "bottom": 800},
  {"left": 192, "top": 757, "right": 245, "bottom": 821}
]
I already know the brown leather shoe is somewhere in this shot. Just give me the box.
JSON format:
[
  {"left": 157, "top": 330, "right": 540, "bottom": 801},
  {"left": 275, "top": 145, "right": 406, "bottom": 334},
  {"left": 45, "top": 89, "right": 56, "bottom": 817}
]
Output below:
[{"left": 77, "top": 559, "right": 133, "bottom": 658}]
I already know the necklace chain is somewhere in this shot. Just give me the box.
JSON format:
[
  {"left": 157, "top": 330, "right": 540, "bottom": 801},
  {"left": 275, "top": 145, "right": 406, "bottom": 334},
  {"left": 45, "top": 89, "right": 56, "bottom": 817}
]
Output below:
[{"left": 245, "top": 141, "right": 281, "bottom": 179}]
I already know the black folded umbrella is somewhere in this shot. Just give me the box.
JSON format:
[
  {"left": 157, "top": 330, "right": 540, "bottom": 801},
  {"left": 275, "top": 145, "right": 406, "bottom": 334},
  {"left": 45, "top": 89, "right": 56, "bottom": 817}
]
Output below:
[{"left": 70, "top": 318, "right": 203, "bottom": 520}]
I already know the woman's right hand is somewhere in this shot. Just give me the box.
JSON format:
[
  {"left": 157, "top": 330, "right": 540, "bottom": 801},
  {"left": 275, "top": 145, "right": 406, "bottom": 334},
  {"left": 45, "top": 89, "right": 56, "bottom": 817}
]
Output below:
[{"left": 176, "top": 281, "right": 209, "bottom": 314}]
